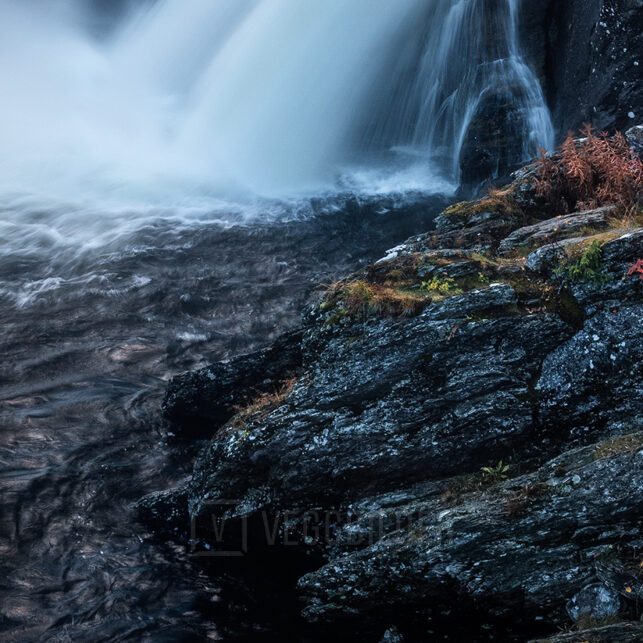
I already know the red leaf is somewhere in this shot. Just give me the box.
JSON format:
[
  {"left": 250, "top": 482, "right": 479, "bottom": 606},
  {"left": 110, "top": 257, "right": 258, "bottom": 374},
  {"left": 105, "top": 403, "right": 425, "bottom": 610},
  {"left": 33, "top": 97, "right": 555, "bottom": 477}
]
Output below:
[{"left": 626, "top": 259, "right": 643, "bottom": 280}]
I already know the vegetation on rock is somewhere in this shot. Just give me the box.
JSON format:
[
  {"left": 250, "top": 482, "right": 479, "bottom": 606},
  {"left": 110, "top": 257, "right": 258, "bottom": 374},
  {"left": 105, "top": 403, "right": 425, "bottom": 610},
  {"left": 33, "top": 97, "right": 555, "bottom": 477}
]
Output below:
[
  {"left": 555, "top": 239, "right": 607, "bottom": 283},
  {"left": 535, "top": 125, "right": 643, "bottom": 214},
  {"left": 156, "top": 126, "right": 643, "bottom": 642}
]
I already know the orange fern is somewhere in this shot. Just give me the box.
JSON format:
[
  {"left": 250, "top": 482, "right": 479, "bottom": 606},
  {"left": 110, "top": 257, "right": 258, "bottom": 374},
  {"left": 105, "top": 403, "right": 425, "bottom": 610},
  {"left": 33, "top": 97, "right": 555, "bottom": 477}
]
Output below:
[{"left": 536, "top": 125, "right": 643, "bottom": 213}]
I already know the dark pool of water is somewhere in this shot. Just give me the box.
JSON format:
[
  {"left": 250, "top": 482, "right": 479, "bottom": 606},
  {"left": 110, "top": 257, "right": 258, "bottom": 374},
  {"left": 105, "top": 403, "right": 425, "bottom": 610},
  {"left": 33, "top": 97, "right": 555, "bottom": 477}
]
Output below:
[{"left": 0, "top": 193, "right": 446, "bottom": 641}]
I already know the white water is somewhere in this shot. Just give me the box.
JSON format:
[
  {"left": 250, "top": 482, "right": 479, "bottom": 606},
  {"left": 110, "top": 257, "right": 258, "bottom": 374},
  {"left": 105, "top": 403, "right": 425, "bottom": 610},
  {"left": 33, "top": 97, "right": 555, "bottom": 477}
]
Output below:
[
  {"left": 364, "top": 0, "right": 555, "bottom": 178},
  {"left": 0, "top": 0, "right": 554, "bottom": 223}
]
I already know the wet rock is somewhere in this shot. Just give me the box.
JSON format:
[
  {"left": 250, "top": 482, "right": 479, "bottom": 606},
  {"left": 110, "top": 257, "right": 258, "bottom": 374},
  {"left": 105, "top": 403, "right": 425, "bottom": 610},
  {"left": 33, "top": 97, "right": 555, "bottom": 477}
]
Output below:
[
  {"left": 459, "top": 86, "right": 530, "bottom": 191},
  {"left": 539, "top": 1, "right": 643, "bottom": 135},
  {"left": 298, "top": 442, "right": 643, "bottom": 630},
  {"left": 499, "top": 208, "right": 612, "bottom": 256},
  {"left": 537, "top": 305, "right": 643, "bottom": 436},
  {"left": 626, "top": 125, "right": 643, "bottom": 161},
  {"left": 530, "top": 622, "right": 643, "bottom": 643},
  {"left": 568, "top": 230, "right": 643, "bottom": 309},
  {"left": 379, "top": 625, "right": 404, "bottom": 643},
  {"left": 187, "top": 287, "right": 572, "bottom": 521},
  {"left": 525, "top": 238, "right": 580, "bottom": 276},
  {"left": 147, "top": 143, "right": 643, "bottom": 639},
  {"left": 162, "top": 329, "right": 303, "bottom": 435},
  {"left": 566, "top": 583, "right": 622, "bottom": 624},
  {"left": 137, "top": 486, "right": 189, "bottom": 538}
]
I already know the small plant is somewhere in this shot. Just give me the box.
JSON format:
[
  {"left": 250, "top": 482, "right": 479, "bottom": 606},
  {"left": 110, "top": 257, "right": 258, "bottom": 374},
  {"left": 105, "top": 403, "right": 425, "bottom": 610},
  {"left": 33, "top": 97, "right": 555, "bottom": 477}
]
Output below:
[
  {"left": 627, "top": 258, "right": 643, "bottom": 280},
  {"left": 481, "top": 460, "right": 511, "bottom": 482},
  {"left": 231, "top": 378, "right": 297, "bottom": 428},
  {"left": 557, "top": 240, "right": 606, "bottom": 283},
  {"left": 421, "top": 275, "right": 463, "bottom": 297},
  {"left": 324, "top": 279, "right": 428, "bottom": 320}
]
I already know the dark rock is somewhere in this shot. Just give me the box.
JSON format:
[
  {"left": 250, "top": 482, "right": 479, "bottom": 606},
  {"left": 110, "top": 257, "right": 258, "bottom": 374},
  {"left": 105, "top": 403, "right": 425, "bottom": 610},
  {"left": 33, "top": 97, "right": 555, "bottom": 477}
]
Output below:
[
  {"left": 187, "top": 286, "right": 573, "bottom": 522},
  {"left": 568, "top": 230, "right": 643, "bottom": 309},
  {"left": 525, "top": 238, "right": 580, "bottom": 276},
  {"left": 162, "top": 329, "right": 303, "bottom": 435},
  {"left": 532, "top": 1, "right": 643, "bottom": 136},
  {"left": 459, "top": 86, "right": 530, "bottom": 190},
  {"left": 146, "top": 148, "right": 643, "bottom": 639},
  {"left": 136, "top": 486, "right": 189, "bottom": 538},
  {"left": 530, "top": 622, "right": 643, "bottom": 643},
  {"left": 379, "top": 625, "right": 404, "bottom": 643},
  {"left": 298, "top": 440, "right": 643, "bottom": 630},
  {"left": 626, "top": 125, "right": 643, "bottom": 160},
  {"left": 499, "top": 208, "right": 613, "bottom": 256},
  {"left": 566, "top": 583, "right": 622, "bottom": 624},
  {"left": 537, "top": 305, "right": 643, "bottom": 436}
]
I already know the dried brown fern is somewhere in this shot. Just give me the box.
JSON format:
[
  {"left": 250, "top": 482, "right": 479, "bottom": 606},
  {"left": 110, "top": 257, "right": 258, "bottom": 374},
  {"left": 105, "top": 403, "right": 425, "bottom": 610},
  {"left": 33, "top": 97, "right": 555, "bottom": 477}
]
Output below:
[{"left": 535, "top": 125, "right": 643, "bottom": 214}]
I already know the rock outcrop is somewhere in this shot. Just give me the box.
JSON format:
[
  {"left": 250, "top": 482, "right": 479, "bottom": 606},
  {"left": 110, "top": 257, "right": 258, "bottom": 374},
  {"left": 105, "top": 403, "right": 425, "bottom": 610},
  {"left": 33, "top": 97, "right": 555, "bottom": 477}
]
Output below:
[
  {"left": 145, "top": 134, "right": 643, "bottom": 640},
  {"left": 519, "top": 0, "right": 643, "bottom": 136}
]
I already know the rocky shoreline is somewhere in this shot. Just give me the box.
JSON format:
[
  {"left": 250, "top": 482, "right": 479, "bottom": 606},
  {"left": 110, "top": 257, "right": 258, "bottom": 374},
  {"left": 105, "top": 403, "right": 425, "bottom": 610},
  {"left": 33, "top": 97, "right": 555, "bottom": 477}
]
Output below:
[{"left": 142, "top": 130, "right": 643, "bottom": 641}]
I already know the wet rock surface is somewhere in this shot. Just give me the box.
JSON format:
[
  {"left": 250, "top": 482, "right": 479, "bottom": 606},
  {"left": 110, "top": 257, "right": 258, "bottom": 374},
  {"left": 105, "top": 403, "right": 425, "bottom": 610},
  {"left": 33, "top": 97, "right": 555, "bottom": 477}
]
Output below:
[
  {"left": 531, "top": 622, "right": 643, "bottom": 643},
  {"left": 520, "top": 0, "right": 643, "bottom": 136},
  {"left": 163, "top": 329, "right": 303, "bottom": 435},
  {"left": 147, "top": 142, "right": 643, "bottom": 640},
  {"left": 461, "top": 1, "right": 643, "bottom": 188},
  {"left": 498, "top": 207, "right": 613, "bottom": 256}
]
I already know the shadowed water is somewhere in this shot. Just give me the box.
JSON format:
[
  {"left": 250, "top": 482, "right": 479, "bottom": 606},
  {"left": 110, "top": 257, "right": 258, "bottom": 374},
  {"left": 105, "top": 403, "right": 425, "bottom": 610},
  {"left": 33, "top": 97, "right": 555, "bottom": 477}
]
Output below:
[{"left": 0, "top": 194, "right": 447, "bottom": 641}]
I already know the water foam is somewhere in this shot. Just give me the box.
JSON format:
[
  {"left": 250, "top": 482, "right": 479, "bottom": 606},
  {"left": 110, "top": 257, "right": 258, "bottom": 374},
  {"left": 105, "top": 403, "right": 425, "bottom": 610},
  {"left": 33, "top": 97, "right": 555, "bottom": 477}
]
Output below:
[{"left": 0, "top": 0, "right": 553, "bottom": 231}]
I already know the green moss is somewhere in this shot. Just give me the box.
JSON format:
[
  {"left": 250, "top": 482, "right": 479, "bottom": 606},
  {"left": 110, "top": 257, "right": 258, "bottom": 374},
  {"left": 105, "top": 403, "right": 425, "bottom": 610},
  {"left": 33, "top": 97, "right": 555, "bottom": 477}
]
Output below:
[
  {"left": 442, "top": 189, "right": 520, "bottom": 221},
  {"left": 322, "top": 279, "right": 429, "bottom": 320},
  {"left": 556, "top": 239, "right": 607, "bottom": 283},
  {"left": 443, "top": 201, "right": 476, "bottom": 218},
  {"left": 421, "top": 275, "right": 463, "bottom": 298},
  {"left": 324, "top": 308, "right": 350, "bottom": 327}
]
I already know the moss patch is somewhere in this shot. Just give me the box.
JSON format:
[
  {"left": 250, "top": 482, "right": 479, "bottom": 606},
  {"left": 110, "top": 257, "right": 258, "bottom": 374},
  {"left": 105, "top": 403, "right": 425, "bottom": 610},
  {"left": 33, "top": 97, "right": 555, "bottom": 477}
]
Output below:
[
  {"left": 555, "top": 239, "right": 607, "bottom": 283},
  {"left": 593, "top": 433, "right": 643, "bottom": 461},
  {"left": 442, "top": 187, "right": 521, "bottom": 222},
  {"left": 323, "top": 279, "right": 429, "bottom": 320}
]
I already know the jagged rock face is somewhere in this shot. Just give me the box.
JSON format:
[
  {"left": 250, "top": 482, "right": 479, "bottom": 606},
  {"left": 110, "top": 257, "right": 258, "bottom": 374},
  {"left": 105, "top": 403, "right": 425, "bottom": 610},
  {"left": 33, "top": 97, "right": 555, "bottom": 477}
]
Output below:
[
  {"left": 460, "top": 0, "right": 643, "bottom": 189},
  {"left": 522, "top": 0, "right": 643, "bottom": 135},
  {"left": 163, "top": 330, "right": 303, "bottom": 435},
  {"left": 298, "top": 440, "right": 643, "bottom": 630},
  {"left": 188, "top": 287, "right": 572, "bottom": 518},
  {"left": 150, "top": 139, "right": 643, "bottom": 639}
]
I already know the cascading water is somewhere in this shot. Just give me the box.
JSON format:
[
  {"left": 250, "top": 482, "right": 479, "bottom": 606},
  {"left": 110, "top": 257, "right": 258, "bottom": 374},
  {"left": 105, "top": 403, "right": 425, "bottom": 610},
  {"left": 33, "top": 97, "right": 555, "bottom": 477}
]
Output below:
[
  {"left": 362, "top": 0, "right": 555, "bottom": 182},
  {"left": 0, "top": 0, "right": 553, "bottom": 207}
]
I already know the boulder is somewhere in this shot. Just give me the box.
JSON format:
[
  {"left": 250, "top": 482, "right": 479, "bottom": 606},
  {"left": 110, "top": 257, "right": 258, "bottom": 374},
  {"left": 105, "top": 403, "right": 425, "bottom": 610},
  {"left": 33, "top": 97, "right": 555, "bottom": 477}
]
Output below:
[
  {"left": 145, "top": 148, "right": 643, "bottom": 639},
  {"left": 298, "top": 439, "right": 643, "bottom": 632},
  {"left": 565, "top": 583, "right": 622, "bottom": 625},
  {"left": 498, "top": 208, "right": 612, "bottom": 256}
]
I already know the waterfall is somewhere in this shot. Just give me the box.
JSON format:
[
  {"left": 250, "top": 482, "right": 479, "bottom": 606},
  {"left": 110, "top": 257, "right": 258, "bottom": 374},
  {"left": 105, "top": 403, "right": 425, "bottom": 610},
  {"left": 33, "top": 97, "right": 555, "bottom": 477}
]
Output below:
[
  {"left": 0, "top": 0, "right": 554, "bottom": 202},
  {"left": 362, "top": 0, "right": 554, "bottom": 181},
  {"left": 174, "top": 0, "right": 425, "bottom": 192}
]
